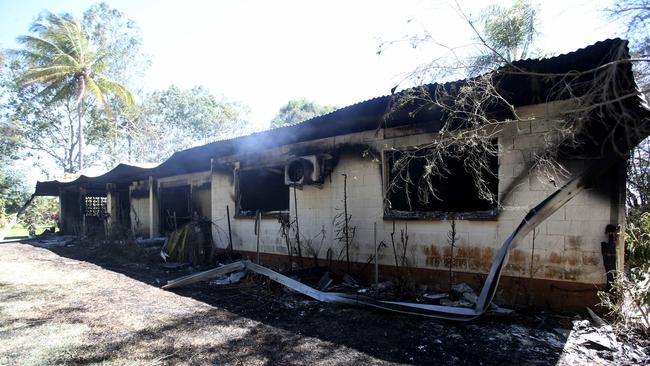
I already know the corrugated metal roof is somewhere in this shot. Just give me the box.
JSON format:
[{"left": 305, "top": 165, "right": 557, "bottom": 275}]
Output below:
[{"left": 35, "top": 38, "right": 646, "bottom": 195}]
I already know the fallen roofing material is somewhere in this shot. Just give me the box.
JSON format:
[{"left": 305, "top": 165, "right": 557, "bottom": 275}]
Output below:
[
  {"left": 163, "top": 261, "right": 246, "bottom": 288},
  {"left": 163, "top": 155, "right": 618, "bottom": 321}
]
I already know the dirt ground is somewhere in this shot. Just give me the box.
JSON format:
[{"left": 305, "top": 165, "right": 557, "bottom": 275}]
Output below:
[{"left": 0, "top": 240, "right": 646, "bottom": 365}]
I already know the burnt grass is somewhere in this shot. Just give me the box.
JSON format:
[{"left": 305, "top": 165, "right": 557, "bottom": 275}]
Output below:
[{"left": 44, "top": 241, "right": 568, "bottom": 365}]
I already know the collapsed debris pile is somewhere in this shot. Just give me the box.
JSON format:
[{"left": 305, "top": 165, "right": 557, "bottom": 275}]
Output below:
[
  {"left": 160, "top": 218, "right": 213, "bottom": 265},
  {"left": 558, "top": 318, "right": 649, "bottom": 365},
  {"left": 158, "top": 256, "right": 648, "bottom": 363},
  {"left": 27, "top": 234, "right": 77, "bottom": 248},
  {"left": 162, "top": 260, "right": 510, "bottom": 320}
]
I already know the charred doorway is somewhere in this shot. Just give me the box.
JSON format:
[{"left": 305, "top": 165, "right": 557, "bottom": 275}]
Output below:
[
  {"left": 59, "top": 190, "right": 82, "bottom": 234},
  {"left": 160, "top": 185, "right": 191, "bottom": 233}
]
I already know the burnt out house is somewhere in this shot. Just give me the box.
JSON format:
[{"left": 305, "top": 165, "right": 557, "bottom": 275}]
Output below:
[{"left": 34, "top": 39, "right": 650, "bottom": 312}]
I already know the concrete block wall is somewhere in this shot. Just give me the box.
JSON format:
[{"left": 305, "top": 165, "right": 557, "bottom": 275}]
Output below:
[
  {"left": 130, "top": 196, "right": 150, "bottom": 237},
  {"left": 291, "top": 152, "right": 384, "bottom": 265},
  {"left": 211, "top": 170, "right": 287, "bottom": 254},
  {"left": 493, "top": 111, "right": 611, "bottom": 284},
  {"left": 205, "top": 105, "right": 614, "bottom": 287},
  {"left": 106, "top": 188, "right": 118, "bottom": 229},
  {"left": 129, "top": 180, "right": 159, "bottom": 238}
]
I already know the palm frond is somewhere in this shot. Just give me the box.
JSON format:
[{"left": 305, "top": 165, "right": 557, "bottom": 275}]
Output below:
[
  {"left": 85, "top": 77, "right": 107, "bottom": 109},
  {"left": 16, "top": 10, "right": 133, "bottom": 110},
  {"left": 18, "top": 65, "right": 76, "bottom": 85},
  {"left": 58, "top": 18, "right": 87, "bottom": 63},
  {"left": 46, "top": 82, "right": 76, "bottom": 106},
  {"left": 96, "top": 76, "right": 134, "bottom": 106},
  {"left": 16, "top": 35, "right": 79, "bottom": 66},
  {"left": 36, "top": 78, "right": 66, "bottom": 98},
  {"left": 19, "top": 71, "right": 73, "bottom": 87}
]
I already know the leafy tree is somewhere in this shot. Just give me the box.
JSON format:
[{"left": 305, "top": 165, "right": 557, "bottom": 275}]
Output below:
[
  {"left": 628, "top": 139, "right": 650, "bottom": 219},
  {"left": 0, "top": 51, "right": 28, "bottom": 225},
  {"left": 271, "top": 98, "right": 337, "bottom": 128},
  {"left": 79, "top": 3, "right": 149, "bottom": 168},
  {"left": 469, "top": 0, "right": 539, "bottom": 74},
  {"left": 21, "top": 196, "right": 59, "bottom": 234},
  {"left": 81, "top": 2, "right": 148, "bottom": 87},
  {"left": 608, "top": 1, "right": 650, "bottom": 220},
  {"left": 2, "top": 62, "right": 85, "bottom": 173},
  {"left": 13, "top": 11, "right": 133, "bottom": 173},
  {"left": 0, "top": 167, "right": 29, "bottom": 227},
  {"left": 0, "top": 121, "right": 22, "bottom": 162},
  {"left": 0, "top": 54, "right": 22, "bottom": 163},
  {"left": 124, "top": 86, "right": 250, "bottom": 163}
]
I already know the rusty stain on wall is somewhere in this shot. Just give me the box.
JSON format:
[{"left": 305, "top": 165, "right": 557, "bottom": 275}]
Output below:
[
  {"left": 565, "top": 235, "right": 583, "bottom": 250},
  {"left": 582, "top": 253, "right": 600, "bottom": 266},
  {"left": 504, "top": 249, "right": 528, "bottom": 273},
  {"left": 422, "top": 242, "right": 600, "bottom": 282},
  {"left": 424, "top": 245, "right": 440, "bottom": 267},
  {"left": 424, "top": 245, "right": 497, "bottom": 273}
]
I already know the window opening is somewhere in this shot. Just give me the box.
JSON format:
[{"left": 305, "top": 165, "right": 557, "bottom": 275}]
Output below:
[
  {"left": 385, "top": 146, "right": 498, "bottom": 217},
  {"left": 239, "top": 166, "right": 289, "bottom": 215}
]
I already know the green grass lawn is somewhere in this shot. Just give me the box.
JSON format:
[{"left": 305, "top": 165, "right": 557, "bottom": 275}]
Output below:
[{"left": 5, "top": 224, "right": 51, "bottom": 238}]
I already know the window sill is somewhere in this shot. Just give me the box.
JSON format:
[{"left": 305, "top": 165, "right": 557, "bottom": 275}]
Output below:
[
  {"left": 236, "top": 210, "right": 289, "bottom": 219},
  {"left": 383, "top": 208, "right": 498, "bottom": 221}
]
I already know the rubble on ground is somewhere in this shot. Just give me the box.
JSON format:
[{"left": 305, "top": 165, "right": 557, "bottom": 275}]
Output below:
[
  {"left": 17, "top": 237, "right": 650, "bottom": 365},
  {"left": 29, "top": 234, "right": 77, "bottom": 247},
  {"left": 136, "top": 237, "right": 166, "bottom": 248},
  {"left": 557, "top": 317, "right": 650, "bottom": 365},
  {"left": 317, "top": 272, "right": 333, "bottom": 291},
  {"left": 210, "top": 271, "right": 247, "bottom": 286},
  {"left": 422, "top": 292, "right": 448, "bottom": 301},
  {"left": 160, "top": 261, "right": 189, "bottom": 270}
]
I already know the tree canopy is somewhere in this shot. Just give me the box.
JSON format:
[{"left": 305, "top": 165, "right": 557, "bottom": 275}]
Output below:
[
  {"left": 2, "top": 65, "right": 81, "bottom": 173},
  {"left": 271, "top": 99, "right": 337, "bottom": 128},
  {"left": 4, "top": 4, "right": 253, "bottom": 174},
  {"left": 469, "top": 0, "right": 539, "bottom": 74},
  {"left": 122, "top": 85, "right": 250, "bottom": 163},
  {"left": 0, "top": 167, "right": 29, "bottom": 227},
  {"left": 13, "top": 10, "right": 134, "bottom": 172},
  {"left": 608, "top": 1, "right": 650, "bottom": 217},
  {"left": 81, "top": 2, "right": 149, "bottom": 87}
]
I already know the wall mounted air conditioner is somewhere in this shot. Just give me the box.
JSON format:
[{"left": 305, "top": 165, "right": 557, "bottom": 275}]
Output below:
[{"left": 284, "top": 155, "right": 323, "bottom": 185}]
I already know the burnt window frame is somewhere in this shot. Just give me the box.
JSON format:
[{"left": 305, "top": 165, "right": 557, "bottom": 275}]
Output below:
[
  {"left": 236, "top": 164, "right": 290, "bottom": 217},
  {"left": 382, "top": 144, "right": 499, "bottom": 220}
]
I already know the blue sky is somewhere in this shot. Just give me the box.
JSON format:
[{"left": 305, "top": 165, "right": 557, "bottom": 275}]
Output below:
[{"left": 0, "top": 0, "right": 623, "bottom": 179}]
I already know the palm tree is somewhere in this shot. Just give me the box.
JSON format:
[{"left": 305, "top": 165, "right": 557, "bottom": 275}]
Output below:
[{"left": 15, "top": 12, "right": 133, "bottom": 172}]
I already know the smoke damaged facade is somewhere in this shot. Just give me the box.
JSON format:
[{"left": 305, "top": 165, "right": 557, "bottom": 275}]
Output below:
[{"left": 34, "top": 39, "right": 649, "bottom": 311}]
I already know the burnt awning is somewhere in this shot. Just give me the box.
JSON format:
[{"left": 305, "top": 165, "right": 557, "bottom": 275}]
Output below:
[{"left": 34, "top": 163, "right": 157, "bottom": 196}]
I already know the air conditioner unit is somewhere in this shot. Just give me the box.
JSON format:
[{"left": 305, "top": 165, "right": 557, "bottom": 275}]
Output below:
[{"left": 284, "top": 155, "right": 323, "bottom": 185}]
